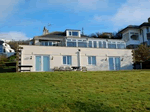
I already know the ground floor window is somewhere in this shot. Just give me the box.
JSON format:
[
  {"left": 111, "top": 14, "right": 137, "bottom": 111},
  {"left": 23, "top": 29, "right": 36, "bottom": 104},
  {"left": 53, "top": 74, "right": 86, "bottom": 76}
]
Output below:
[
  {"left": 63, "top": 56, "right": 72, "bottom": 65},
  {"left": 88, "top": 56, "right": 96, "bottom": 65}
]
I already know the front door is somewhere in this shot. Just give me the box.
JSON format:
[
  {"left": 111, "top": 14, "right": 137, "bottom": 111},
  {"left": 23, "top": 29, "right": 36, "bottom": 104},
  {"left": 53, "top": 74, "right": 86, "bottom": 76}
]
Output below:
[
  {"left": 35, "top": 55, "right": 50, "bottom": 71},
  {"left": 109, "top": 57, "right": 120, "bottom": 70}
]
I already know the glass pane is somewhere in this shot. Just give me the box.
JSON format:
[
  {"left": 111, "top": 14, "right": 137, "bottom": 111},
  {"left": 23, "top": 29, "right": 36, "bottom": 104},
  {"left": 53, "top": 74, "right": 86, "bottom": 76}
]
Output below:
[
  {"left": 93, "top": 41, "right": 97, "bottom": 48},
  {"left": 72, "top": 32, "right": 78, "bottom": 36},
  {"left": 115, "top": 57, "right": 120, "bottom": 70},
  {"left": 45, "top": 42, "right": 48, "bottom": 46},
  {"left": 67, "top": 42, "right": 76, "bottom": 47},
  {"left": 43, "top": 56, "right": 50, "bottom": 71},
  {"left": 49, "top": 42, "right": 52, "bottom": 46},
  {"left": 92, "top": 56, "right": 96, "bottom": 65},
  {"left": 36, "top": 56, "right": 41, "bottom": 71},
  {"left": 0, "top": 46, "right": 3, "bottom": 53},
  {"left": 103, "top": 41, "right": 106, "bottom": 48},
  {"left": 89, "top": 41, "right": 92, "bottom": 48},
  {"left": 88, "top": 57, "right": 91, "bottom": 64},
  {"left": 78, "top": 42, "right": 87, "bottom": 47},
  {"left": 67, "top": 56, "right": 72, "bottom": 65},
  {"left": 109, "top": 57, "right": 114, "bottom": 70},
  {"left": 117, "top": 44, "right": 125, "bottom": 49},
  {"left": 69, "top": 32, "right": 72, "bottom": 36},
  {"left": 108, "top": 44, "right": 116, "bottom": 49},
  {"left": 41, "top": 42, "right": 45, "bottom": 46},
  {"left": 63, "top": 56, "right": 66, "bottom": 64},
  {"left": 99, "top": 41, "right": 102, "bottom": 48}
]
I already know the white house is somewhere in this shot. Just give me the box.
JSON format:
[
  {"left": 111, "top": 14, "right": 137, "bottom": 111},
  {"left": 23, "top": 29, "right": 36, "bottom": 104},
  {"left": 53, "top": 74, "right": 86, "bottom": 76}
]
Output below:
[
  {"left": 0, "top": 39, "right": 15, "bottom": 57},
  {"left": 119, "top": 18, "right": 150, "bottom": 49},
  {"left": 18, "top": 28, "right": 133, "bottom": 72}
]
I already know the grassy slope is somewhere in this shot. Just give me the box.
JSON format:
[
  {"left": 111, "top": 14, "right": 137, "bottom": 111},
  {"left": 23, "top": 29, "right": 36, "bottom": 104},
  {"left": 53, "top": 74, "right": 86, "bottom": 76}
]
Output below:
[{"left": 0, "top": 71, "right": 150, "bottom": 112}]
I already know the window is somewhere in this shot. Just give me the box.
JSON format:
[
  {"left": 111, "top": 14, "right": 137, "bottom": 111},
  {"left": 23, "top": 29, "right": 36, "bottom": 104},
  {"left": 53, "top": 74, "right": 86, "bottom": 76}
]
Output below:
[
  {"left": 0, "top": 45, "right": 3, "bottom": 53},
  {"left": 67, "top": 42, "right": 76, "bottom": 47},
  {"left": 88, "top": 56, "right": 96, "bottom": 65},
  {"left": 63, "top": 56, "right": 72, "bottom": 65},
  {"left": 93, "top": 41, "right": 97, "bottom": 48},
  {"left": 99, "top": 41, "right": 102, "bottom": 48},
  {"left": 117, "top": 43, "right": 125, "bottom": 49},
  {"left": 78, "top": 41, "right": 87, "bottom": 47},
  {"left": 69, "top": 31, "right": 72, "bottom": 36},
  {"left": 130, "top": 34, "right": 139, "bottom": 40},
  {"left": 41, "top": 41, "right": 53, "bottom": 46},
  {"left": 72, "top": 32, "right": 78, "bottom": 36},
  {"left": 89, "top": 41, "right": 92, "bottom": 48},
  {"left": 103, "top": 41, "right": 106, "bottom": 48},
  {"left": 147, "top": 27, "right": 149, "bottom": 33},
  {"left": 108, "top": 42, "right": 116, "bottom": 49}
]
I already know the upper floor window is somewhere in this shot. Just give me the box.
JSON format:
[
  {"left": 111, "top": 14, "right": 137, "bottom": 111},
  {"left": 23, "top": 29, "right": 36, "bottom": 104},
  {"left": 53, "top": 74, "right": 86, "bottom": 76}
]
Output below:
[
  {"left": 0, "top": 45, "right": 3, "bottom": 53},
  {"left": 88, "top": 56, "right": 96, "bottom": 65},
  {"left": 78, "top": 41, "right": 87, "bottom": 48},
  {"left": 130, "top": 34, "right": 139, "bottom": 40},
  {"left": 63, "top": 56, "right": 72, "bottom": 65},
  {"left": 68, "top": 31, "right": 79, "bottom": 36},
  {"left": 147, "top": 27, "right": 149, "bottom": 33},
  {"left": 117, "top": 43, "right": 126, "bottom": 49},
  {"left": 41, "top": 41, "right": 53, "bottom": 46},
  {"left": 89, "top": 41, "right": 92, "bottom": 48},
  {"left": 93, "top": 41, "right": 97, "bottom": 48},
  {"left": 108, "top": 42, "right": 116, "bottom": 49}
]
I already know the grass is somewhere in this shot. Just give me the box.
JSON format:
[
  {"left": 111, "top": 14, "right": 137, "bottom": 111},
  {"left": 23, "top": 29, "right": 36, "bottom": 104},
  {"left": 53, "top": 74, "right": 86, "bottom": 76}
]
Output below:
[{"left": 0, "top": 70, "right": 150, "bottom": 112}]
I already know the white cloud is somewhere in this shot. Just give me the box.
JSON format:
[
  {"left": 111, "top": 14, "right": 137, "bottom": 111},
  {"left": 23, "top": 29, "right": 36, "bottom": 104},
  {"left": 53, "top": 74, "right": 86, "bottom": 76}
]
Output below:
[
  {"left": 111, "top": 0, "right": 150, "bottom": 28},
  {"left": 0, "top": 32, "right": 29, "bottom": 41},
  {"left": 0, "top": 0, "right": 21, "bottom": 21}
]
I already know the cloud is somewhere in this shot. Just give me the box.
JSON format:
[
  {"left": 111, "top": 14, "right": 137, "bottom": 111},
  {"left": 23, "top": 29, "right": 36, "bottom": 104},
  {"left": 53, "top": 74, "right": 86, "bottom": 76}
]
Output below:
[
  {"left": 111, "top": 0, "right": 150, "bottom": 27},
  {"left": 0, "top": 0, "right": 21, "bottom": 21},
  {"left": 0, "top": 32, "right": 30, "bottom": 41}
]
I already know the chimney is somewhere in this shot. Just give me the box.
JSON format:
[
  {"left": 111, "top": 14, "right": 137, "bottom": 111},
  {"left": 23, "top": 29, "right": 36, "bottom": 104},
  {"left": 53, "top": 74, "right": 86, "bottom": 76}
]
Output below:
[
  {"left": 148, "top": 17, "right": 150, "bottom": 23},
  {"left": 43, "top": 27, "right": 49, "bottom": 35}
]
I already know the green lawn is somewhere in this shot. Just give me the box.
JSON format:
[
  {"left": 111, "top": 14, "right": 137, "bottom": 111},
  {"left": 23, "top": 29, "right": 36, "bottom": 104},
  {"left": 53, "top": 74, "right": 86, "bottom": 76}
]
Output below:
[{"left": 0, "top": 71, "right": 150, "bottom": 112}]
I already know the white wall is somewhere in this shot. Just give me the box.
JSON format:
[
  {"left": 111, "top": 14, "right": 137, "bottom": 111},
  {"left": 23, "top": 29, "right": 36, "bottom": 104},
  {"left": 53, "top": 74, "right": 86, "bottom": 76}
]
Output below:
[{"left": 20, "top": 45, "right": 133, "bottom": 71}]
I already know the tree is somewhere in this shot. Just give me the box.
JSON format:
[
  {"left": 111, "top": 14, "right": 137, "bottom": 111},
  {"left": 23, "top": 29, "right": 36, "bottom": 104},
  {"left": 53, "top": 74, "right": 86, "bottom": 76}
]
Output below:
[
  {"left": 89, "top": 32, "right": 109, "bottom": 39},
  {"left": 132, "top": 44, "right": 150, "bottom": 69}
]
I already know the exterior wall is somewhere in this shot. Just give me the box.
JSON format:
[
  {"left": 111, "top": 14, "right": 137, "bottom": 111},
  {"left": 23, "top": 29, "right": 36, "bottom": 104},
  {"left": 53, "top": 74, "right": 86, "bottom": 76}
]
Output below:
[{"left": 20, "top": 45, "right": 133, "bottom": 71}]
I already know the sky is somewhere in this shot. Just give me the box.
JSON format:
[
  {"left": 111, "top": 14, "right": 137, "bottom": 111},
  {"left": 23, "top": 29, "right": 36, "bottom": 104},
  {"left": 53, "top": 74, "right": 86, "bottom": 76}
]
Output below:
[{"left": 0, "top": 0, "right": 150, "bottom": 40}]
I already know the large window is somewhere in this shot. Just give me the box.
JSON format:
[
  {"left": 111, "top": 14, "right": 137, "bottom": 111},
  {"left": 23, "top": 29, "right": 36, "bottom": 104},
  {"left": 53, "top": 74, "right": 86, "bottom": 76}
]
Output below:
[
  {"left": 103, "top": 41, "right": 106, "bottom": 48},
  {"left": 41, "top": 41, "right": 53, "bottom": 46},
  {"left": 0, "top": 45, "right": 3, "bottom": 53},
  {"left": 93, "top": 41, "right": 97, "bottom": 48},
  {"left": 78, "top": 41, "right": 87, "bottom": 47},
  {"left": 88, "top": 56, "right": 96, "bottom": 65},
  {"left": 63, "top": 56, "right": 72, "bottom": 65},
  {"left": 108, "top": 42, "right": 116, "bottom": 49},
  {"left": 99, "top": 41, "right": 102, "bottom": 48},
  {"left": 89, "top": 41, "right": 92, "bottom": 48},
  {"left": 67, "top": 41, "right": 76, "bottom": 47},
  {"left": 117, "top": 43, "right": 126, "bottom": 49},
  {"left": 130, "top": 34, "right": 139, "bottom": 40},
  {"left": 68, "top": 31, "right": 79, "bottom": 36}
]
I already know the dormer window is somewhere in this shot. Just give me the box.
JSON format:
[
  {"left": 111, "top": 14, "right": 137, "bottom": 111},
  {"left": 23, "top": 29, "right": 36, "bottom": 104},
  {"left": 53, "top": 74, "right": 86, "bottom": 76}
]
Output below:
[{"left": 68, "top": 31, "right": 79, "bottom": 36}]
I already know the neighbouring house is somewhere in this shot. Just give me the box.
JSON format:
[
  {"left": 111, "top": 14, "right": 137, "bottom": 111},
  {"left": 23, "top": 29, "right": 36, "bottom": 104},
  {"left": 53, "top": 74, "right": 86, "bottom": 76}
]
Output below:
[
  {"left": 0, "top": 39, "right": 15, "bottom": 57},
  {"left": 102, "top": 32, "right": 113, "bottom": 39},
  {"left": 18, "top": 27, "right": 133, "bottom": 72},
  {"left": 119, "top": 18, "right": 150, "bottom": 49}
]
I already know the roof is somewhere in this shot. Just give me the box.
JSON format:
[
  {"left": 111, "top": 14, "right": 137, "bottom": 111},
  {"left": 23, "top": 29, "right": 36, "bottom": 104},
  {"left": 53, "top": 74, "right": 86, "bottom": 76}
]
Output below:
[
  {"left": 118, "top": 25, "right": 139, "bottom": 33},
  {"left": 65, "top": 29, "right": 81, "bottom": 31},
  {"left": 139, "top": 22, "right": 150, "bottom": 27}
]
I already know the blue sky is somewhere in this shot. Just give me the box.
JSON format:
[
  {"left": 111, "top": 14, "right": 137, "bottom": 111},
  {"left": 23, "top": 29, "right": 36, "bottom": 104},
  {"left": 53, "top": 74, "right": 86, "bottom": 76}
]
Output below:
[{"left": 0, "top": 0, "right": 150, "bottom": 40}]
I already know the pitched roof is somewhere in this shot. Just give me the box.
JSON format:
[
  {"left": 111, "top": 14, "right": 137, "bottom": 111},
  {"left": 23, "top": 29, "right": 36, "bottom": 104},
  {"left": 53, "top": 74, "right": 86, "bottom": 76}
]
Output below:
[
  {"left": 118, "top": 25, "right": 139, "bottom": 33},
  {"left": 139, "top": 22, "right": 150, "bottom": 27}
]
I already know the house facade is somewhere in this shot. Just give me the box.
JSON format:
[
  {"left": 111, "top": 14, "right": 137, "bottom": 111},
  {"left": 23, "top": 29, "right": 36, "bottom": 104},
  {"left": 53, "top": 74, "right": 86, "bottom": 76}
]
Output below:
[
  {"left": 18, "top": 28, "right": 133, "bottom": 72},
  {"left": 119, "top": 18, "right": 150, "bottom": 49}
]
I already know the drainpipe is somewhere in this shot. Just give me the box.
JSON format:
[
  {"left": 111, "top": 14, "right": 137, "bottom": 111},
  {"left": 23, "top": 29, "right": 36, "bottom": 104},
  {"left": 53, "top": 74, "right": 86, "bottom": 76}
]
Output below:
[{"left": 78, "top": 49, "right": 81, "bottom": 69}]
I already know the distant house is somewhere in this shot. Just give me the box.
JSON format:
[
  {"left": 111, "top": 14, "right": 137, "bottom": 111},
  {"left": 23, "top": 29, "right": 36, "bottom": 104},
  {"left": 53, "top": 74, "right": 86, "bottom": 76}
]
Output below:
[
  {"left": 0, "top": 40, "right": 15, "bottom": 57},
  {"left": 119, "top": 18, "right": 150, "bottom": 49},
  {"left": 18, "top": 27, "right": 133, "bottom": 72}
]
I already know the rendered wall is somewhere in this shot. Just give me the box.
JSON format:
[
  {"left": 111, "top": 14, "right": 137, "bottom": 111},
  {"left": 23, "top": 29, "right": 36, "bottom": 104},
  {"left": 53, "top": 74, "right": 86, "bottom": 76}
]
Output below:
[{"left": 20, "top": 45, "right": 133, "bottom": 71}]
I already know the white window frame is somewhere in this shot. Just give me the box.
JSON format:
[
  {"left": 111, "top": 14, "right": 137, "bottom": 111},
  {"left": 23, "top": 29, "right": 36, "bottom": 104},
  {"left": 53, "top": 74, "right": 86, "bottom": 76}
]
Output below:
[
  {"left": 62, "top": 55, "right": 72, "bottom": 65},
  {"left": 88, "top": 56, "right": 96, "bottom": 65}
]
